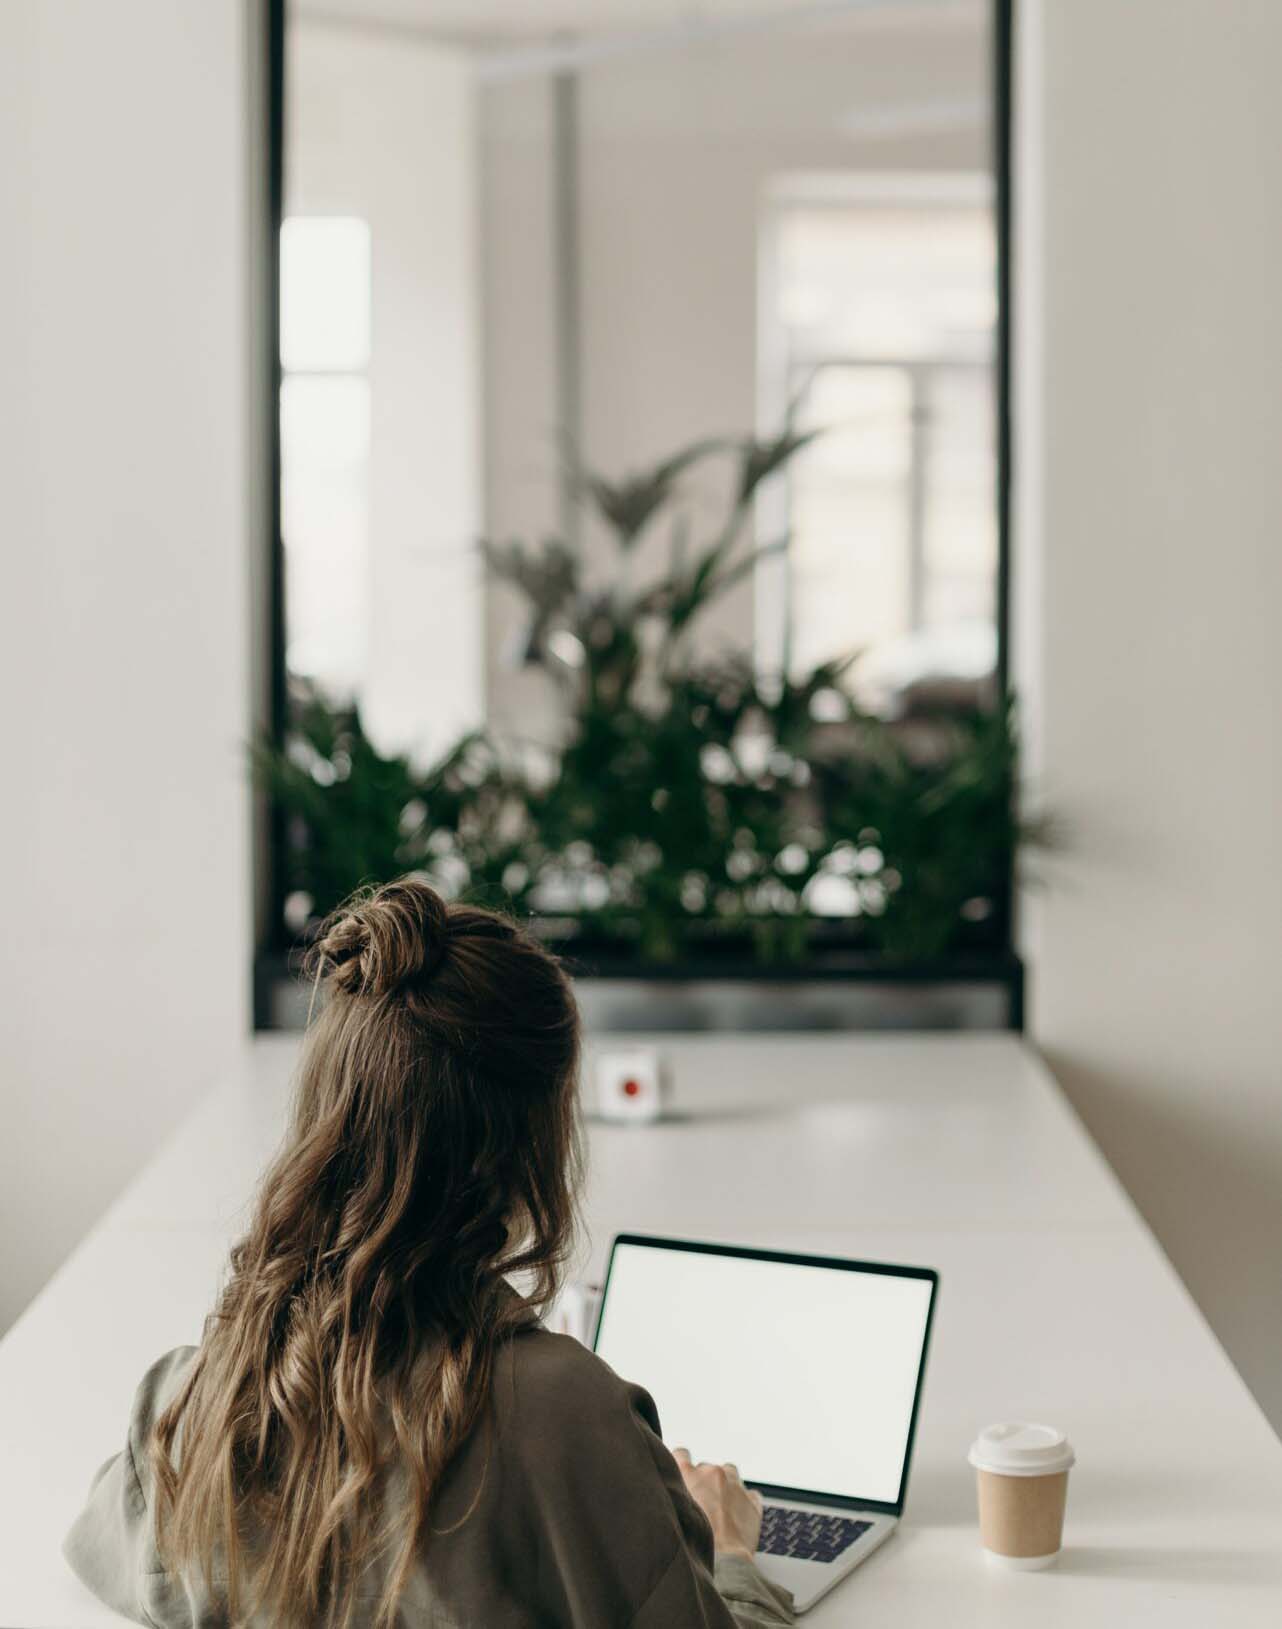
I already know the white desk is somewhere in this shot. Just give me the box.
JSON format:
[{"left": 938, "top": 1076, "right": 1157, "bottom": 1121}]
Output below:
[{"left": 1, "top": 1034, "right": 1279, "bottom": 1625}]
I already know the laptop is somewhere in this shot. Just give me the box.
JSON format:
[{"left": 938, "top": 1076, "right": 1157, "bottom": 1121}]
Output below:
[{"left": 592, "top": 1234, "right": 938, "bottom": 1613}]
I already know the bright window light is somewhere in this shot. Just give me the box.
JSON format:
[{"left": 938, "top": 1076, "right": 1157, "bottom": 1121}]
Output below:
[
  {"left": 761, "top": 184, "right": 998, "bottom": 702},
  {"left": 776, "top": 205, "right": 995, "bottom": 364},
  {"left": 280, "top": 376, "right": 370, "bottom": 693},
  {"left": 280, "top": 217, "right": 371, "bottom": 372},
  {"left": 279, "top": 215, "right": 373, "bottom": 696}
]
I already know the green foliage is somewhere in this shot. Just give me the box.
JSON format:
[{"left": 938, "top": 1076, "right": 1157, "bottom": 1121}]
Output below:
[
  {"left": 252, "top": 692, "right": 433, "bottom": 913},
  {"left": 259, "top": 432, "right": 1030, "bottom": 965},
  {"left": 576, "top": 438, "right": 726, "bottom": 546}
]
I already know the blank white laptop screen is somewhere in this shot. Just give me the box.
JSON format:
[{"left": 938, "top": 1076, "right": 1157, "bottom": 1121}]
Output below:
[{"left": 594, "top": 1239, "right": 935, "bottom": 1506}]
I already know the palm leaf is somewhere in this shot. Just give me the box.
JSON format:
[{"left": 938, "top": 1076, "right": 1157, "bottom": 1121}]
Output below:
[
  {"left": 733, "top": 426, "right": 821, "bottom": 507},
  {"left": 575, "top": 438, "right": 726, "bottom": 548}
]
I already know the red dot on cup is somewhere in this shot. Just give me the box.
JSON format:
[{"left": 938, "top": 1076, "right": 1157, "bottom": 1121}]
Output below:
[{"left": 622, "top": 1079, "right": 641, "bottom": 1098}]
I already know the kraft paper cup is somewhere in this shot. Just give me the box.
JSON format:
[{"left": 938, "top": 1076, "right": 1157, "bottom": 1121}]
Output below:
[{"left": 968, "top": 1423, "right": 1075, "bottom": 1569}]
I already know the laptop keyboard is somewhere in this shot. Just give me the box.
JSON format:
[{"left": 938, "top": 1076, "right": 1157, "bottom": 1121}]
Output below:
[{"left": 758, "top": 1505, "right": 873, "bottom": 1564}]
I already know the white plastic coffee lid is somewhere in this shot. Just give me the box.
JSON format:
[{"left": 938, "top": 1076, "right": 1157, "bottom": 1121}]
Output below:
[{"left": 968, "top": 1422, "right": 1075, "bottom": 1477}]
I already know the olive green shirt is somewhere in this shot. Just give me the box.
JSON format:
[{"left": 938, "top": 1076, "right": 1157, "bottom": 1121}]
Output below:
[{"left": 65, "top": 1331, "right": 795, "bottom": 1628}]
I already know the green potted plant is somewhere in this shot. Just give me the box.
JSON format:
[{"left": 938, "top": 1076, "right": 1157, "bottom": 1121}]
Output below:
[{"left": 256, "top": 429, "right": 1032, "bottom": 1022}]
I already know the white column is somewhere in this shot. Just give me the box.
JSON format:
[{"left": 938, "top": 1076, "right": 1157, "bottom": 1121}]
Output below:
[{"left": 1016, "top": 0, "right": 1282, "bottom": 1433}]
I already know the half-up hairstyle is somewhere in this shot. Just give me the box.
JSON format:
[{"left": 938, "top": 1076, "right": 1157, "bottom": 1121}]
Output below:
[{"left": 150, "top": 879, "right": 583, "bottom": 1628}]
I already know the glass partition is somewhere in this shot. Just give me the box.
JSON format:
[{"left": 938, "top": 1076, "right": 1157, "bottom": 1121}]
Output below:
[{"left": 261, "top": 0, "right": 1014, "bottom": 1015}]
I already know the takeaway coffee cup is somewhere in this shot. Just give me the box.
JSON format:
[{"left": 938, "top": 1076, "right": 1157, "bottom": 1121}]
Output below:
[{"left": 968, "top": 1423, "right": 1075, "bottom": 1569}]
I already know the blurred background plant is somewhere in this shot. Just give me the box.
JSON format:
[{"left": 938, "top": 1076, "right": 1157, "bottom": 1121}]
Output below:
[{"left": 257, "top": 430, "right": 1032, "bottom": 966}]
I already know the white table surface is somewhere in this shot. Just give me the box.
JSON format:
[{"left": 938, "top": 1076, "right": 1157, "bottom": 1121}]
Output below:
[{"left": 1, "top": 1033, "right": 1279, "bottom": 1625}]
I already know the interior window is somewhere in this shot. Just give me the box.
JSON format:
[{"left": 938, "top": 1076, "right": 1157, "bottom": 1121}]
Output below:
[{"left": 759, "top": 184, "right": 997, "bottom": 712}]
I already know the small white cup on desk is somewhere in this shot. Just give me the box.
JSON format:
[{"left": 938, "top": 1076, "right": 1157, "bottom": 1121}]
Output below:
[
  {"left": 968, "top": 1422, "right": 1075, "bottom": 1569},
  {"left": 594, "top": 1048, "right": 668, "bottom": 1123}
]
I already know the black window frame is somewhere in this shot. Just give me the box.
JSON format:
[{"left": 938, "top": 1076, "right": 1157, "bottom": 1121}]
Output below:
[{"left": 253, "top": 0, "right": 1018, "bottom": 1026}]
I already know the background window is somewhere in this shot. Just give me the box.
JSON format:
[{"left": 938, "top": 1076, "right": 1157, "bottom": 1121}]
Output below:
[
  {"left": 279, "top": 216, "right": 371, "bottom": 698},
  {"left": 759, "top": 183, "right": 997, "bottom": 714}
]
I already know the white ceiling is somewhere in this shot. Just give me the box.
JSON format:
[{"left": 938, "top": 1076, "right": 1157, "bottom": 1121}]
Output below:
[{"left": 291, "top": 0, "right": 985, "bottom": 50}]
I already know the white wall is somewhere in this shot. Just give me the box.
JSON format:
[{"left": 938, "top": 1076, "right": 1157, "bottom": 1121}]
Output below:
[
  {"left": 1017, "top": 0, "right": 1282, "bottom": 1435},
  {"left": 0, "top": 1, "right": 253, "bottom": 1331}
]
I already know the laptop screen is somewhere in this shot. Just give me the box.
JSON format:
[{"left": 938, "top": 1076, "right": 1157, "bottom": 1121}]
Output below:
[{"left": 593, "top": 1236, "right": 937, "bottom": 1511}]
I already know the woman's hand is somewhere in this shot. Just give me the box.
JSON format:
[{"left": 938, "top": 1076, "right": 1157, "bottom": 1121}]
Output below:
[{"left": 672, "top": 1448, "right": 764, "bottom": 1559}]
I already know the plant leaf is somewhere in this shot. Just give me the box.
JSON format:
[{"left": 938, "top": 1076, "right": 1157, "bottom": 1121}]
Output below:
[
  {"left": 575, "top": 438, "right": 726, "bottom": 547},
  {"left": 733, "top": 426, "right": 821, "bottom": 507}
]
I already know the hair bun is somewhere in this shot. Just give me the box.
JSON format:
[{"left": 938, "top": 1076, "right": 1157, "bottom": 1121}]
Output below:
[{"left": 313, "top": 880, "right": 450, "bottom": 998}]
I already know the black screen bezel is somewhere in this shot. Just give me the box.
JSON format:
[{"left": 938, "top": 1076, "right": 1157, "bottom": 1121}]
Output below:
[{"left": 592, "top": 1232, "right": 939, "bottom": 1517}]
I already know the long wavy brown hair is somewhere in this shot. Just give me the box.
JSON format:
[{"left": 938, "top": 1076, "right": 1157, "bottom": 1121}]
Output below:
[{"left": 150, "top": 879, "right": 583, "bottom": 1628}]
